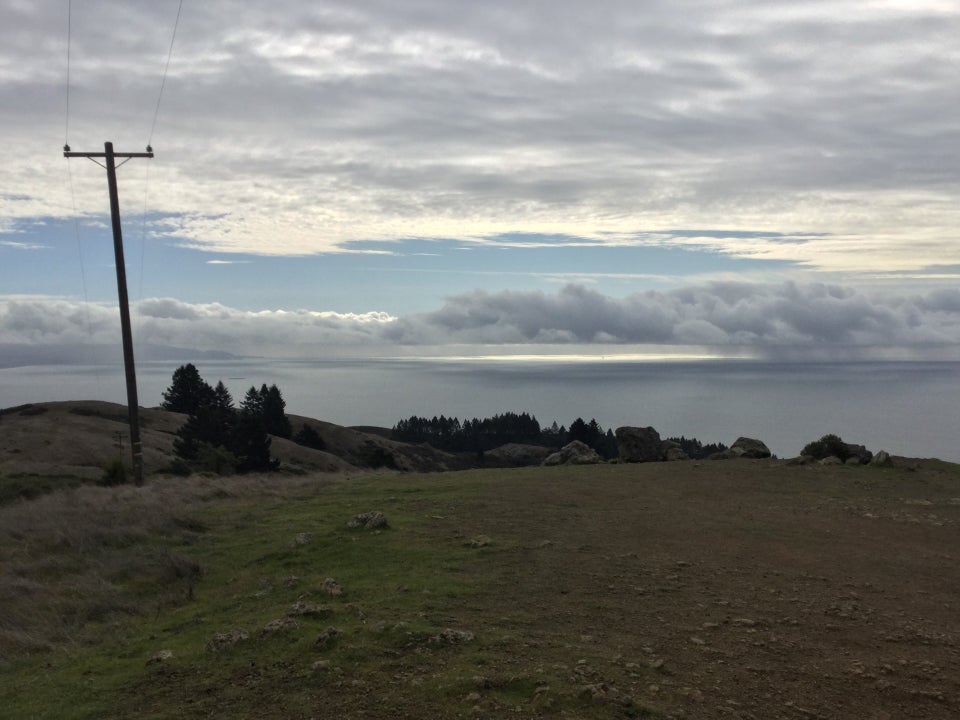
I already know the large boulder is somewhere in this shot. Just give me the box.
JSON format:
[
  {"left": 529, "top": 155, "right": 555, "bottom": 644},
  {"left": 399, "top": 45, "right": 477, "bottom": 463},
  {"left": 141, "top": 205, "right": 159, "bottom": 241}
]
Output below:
[
  {"left": 542, "top": 440, "right": 602, "bottom": 466},
  {"left": 663, "top": 441, "right": 690, "bottom": 462},
  {"left": 712, "top": 437, "right": 771, "bottom": 460},
  {"left": 615, "top": 426, "right": 664, "bottom": 463},
  {"left": 871, "top": 450, "right": 893, "bottom": 467},
  {"left": 485, "top": 443, "right": 553, "bottom": 467},
  {"left": 844, "top": 443, "right": 873, "bottom": 465}
]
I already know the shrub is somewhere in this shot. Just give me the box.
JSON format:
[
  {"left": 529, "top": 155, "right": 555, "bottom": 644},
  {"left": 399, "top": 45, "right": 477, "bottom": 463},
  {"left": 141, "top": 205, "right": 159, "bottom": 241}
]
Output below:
[
  {"left": 801, "top": 434, "right": 850, "bottom": 461},
  {"left": 195, "top": 443, "right": 240, "bottom": 476},
  {"left": 98, "top": 458, "right": 128, "bottom": 487},
  {"left": 294, "top": 423, "right": 326, "bottom": 451}
]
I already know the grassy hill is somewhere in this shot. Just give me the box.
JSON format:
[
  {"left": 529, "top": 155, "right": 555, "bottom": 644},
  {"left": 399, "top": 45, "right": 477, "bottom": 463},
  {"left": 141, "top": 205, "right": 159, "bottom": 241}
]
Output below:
[
  {"left": 0, "top": 401, "right": 463, "bottom": 503},
  {"left": 2, "top": 456, "right": 959, "bottom": 718}
]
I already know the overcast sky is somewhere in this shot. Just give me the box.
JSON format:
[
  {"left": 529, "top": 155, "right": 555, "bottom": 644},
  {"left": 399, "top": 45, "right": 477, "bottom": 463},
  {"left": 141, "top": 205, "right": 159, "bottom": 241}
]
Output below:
[{"left": 2, "top": 0, "right": 960, "bottom": 361}]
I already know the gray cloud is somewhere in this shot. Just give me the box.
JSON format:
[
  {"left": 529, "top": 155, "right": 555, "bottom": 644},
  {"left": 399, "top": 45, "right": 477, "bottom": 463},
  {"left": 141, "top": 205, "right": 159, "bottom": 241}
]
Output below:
[
  {"left": 4, "top": 282, "right": 960, "bottom": 364},
  {"left": 2, "top": 1, "right": 960, "bottom": 270}
]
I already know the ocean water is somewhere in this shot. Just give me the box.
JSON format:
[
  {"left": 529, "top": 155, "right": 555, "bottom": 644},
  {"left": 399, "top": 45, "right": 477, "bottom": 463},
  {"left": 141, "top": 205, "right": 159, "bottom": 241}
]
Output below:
[{"left": 1, "top": 358, "right": 958, "bottom": 462}]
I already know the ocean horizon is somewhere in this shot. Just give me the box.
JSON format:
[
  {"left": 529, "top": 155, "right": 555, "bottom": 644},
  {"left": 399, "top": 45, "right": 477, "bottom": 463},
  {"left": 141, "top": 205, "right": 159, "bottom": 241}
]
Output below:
[{"left": 1, "top": 357, "right": 958, "bottom": 463}]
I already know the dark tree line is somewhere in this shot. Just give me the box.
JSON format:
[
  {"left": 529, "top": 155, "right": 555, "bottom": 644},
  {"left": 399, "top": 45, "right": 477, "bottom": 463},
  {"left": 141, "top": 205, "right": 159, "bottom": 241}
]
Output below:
[
  {"left": 391, "top": 412, "right": 619, "bottom": 459},
  {"left": 162, "top": 364, "right": 293, "bottom": 474},
  {"left": 665, "top": 436, "right": 728, "bottom": 460}
]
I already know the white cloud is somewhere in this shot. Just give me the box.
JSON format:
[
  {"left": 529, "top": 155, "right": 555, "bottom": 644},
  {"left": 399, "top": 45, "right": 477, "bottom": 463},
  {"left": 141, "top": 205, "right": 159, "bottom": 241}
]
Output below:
[
  {"left": 2, "top": 1, "right": 959, "bottom": 272},
  {"left": 4, "top": 282, "right": 960, "bottom": 362}
]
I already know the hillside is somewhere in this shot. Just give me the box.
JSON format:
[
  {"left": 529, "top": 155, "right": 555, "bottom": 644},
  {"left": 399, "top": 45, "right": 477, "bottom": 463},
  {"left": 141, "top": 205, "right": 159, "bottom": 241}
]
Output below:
[
  {"left": 0, "top": 401, "right": 462, "bottom": 497},
  {"left": 1, "top": 460, "right": 959, "bottom": 719}
]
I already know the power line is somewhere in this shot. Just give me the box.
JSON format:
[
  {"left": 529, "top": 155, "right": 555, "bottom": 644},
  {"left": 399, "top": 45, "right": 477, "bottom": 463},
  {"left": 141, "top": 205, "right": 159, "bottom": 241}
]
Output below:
[
  {"left": 65, "top": 0, "right": 72, "bottom": 146},
  {"left": 148, "top": 0, "right": 184, "bottom": 147}
]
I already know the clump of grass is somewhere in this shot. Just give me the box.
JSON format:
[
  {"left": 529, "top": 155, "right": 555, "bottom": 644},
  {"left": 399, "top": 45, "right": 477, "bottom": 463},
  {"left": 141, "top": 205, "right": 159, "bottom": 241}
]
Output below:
[
  {"left": 99, "top": 458, "right": 128, "bottom": 487},
  {"left": 0, "top": 473, "right": 332, "bottom": 660}
]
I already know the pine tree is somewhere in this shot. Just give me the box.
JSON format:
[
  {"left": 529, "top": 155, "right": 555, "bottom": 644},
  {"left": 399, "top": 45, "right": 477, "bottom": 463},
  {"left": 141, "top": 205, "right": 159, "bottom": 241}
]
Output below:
[
  {"left": 161, "top": 364, "right": 215, "bottom": 415},
  {"left": 262, "top": 384, "right": 292, "bottom": 438}
]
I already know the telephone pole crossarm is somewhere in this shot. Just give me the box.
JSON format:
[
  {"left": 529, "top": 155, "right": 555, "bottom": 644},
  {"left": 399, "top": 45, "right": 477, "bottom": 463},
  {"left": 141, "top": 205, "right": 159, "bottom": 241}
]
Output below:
[
  {"left": 64, "top": 151, "right": 154, "bottom": 158},
  {"left": 64, "top": 141, "right": 153, "bottom": 485}
]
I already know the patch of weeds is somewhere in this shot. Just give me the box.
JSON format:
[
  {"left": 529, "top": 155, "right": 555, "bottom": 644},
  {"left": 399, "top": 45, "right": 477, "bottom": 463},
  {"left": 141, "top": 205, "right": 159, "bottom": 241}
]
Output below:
[
  {"left": 99, "top": 458, "right": 129, "bottom": 487},
  {"left": 0, "top": 474, "right": 86, "bottom": 505},
  {"left": 18, "top": 404, "right": 48, "bottom": 416}
]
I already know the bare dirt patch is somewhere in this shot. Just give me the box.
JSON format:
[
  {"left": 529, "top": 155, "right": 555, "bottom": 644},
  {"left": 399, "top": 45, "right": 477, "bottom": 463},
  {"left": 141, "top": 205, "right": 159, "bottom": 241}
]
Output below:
[{"left": 419, "top": 460, "right": 960, "bottom": 719}]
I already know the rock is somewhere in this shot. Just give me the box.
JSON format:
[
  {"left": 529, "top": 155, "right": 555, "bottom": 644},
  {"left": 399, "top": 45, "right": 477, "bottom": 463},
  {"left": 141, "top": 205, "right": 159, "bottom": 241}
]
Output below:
[
  {"left": 261, "top": 617, "right": 301, "bottom": 635},
  {"left": 844, "top": 443, "right": 873, "bottom": 464},
  {"left": 288, "top": 601, "right": 332, "bottom": 618},
  {"left": 484, "top": 443, "right": 552, "bottom": 467},
  {"left": 663, "top": 443, "right": 690, "bottom": 461},
  {"left": 464, "top": 535, "right": 492, "bottom": 548},
  {"left": 787, "top": 455, "right": 815, "bottom": 466},
  {"left": 429, "top": 628, "right": 474, "bottom": 645},
  {"left": 615, "top": 426, "right": 664, "bottom": 463},
  {"left": 729, "top": 437, "right": 771, "bottom": 459},
  {"left": 845, "top": 456, "right": 862, "bottom": 466},
  {"left": 318, "top": 577, "right": 343, "bottom": 596},
  {"left": 347, "top": 511, "right": 389, "bottom": 530},
  {"left": 542, "top": 440, "right": 602, "bottom": 466},
  {"left": 313, "top": 626, "right": 342, "bottom": 650},
  {"left": 292, "top": 532, "right": 313, "bottom": 546},
  {"left": 146, "top": 649, "right": 173, "bottom": 665},
  {"left": 872, "top": 450, "right": 893, "bottom": 467},
  {"left": 205, "top": 628, "right": 249, "bottom": 652},
  {"left": 820, "top": 456, "right": 843, "bottom": 465}
]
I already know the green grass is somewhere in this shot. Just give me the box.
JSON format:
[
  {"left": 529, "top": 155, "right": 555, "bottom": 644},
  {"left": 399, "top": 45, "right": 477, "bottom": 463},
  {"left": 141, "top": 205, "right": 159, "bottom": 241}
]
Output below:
[{"left": 0, "top": 472, "right": 517, "bottom": 719}]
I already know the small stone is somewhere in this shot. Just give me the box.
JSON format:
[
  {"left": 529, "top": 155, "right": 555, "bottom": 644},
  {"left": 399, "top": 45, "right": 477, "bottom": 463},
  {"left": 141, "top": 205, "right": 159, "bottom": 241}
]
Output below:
[
  {"left": 465, "top": 692, "right": 481, "bottom": 703},
  {"left": 473, "top": 675, "right": 492, "bottom": 689},
  {"left": 429, "top": 628, "right": 474, "bottom": 645},
  {"left": 146, "top": 649, "right": 173, "bottom": 665},
  {"left": 464, "top": 535, "right": 492, "bottom": 548},
  {"left": 347, "top": 511, "right": 389, "bottom": 530},
  {"left": 205, "top": 629, "right": 249, "bottom": 652},
  {"left": 288, "top": 601, "right": 332, "bottom": 618},
  {"left": 292, "top": 532, "right": 313, "bottom": 546},
  {"left": 261, "top": 617, "right": 300, "bottom": 635},
  {"left": 311, "top": 660, "right": 331, "bottom": 671},
  {"left": 314, "top": 626, "right": 342, "bottom": 649},
  {"left": 318, "top": 578, "right": 343, "bottom": 596}
]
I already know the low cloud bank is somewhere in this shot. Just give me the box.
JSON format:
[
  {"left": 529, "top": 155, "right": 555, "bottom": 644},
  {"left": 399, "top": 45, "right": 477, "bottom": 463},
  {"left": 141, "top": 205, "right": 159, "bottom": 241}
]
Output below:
[{"left": 3, "top": 282, "right": 960, "bottom": 363}]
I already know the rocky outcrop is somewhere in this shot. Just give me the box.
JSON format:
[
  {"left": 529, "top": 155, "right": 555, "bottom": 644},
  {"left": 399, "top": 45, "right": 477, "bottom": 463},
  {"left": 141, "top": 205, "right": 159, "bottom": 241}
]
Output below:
[
  {"left": 711, "top": 437, "right": 772, "bottom": 460},
  {"left": 615, "top": 426, "right": 664, "bottom": 463},
  {"left": 485, "top": 443, "right": 553, "bottom": 467},
  {"left": 732, "top": 437, "right": 772, "bottom": 459},
  {"left": 844, "top": 443, "right": 873, "bottom": 465},
  {"left": 542, "top": 441, "right": 602, "bottom": 466},
  {"left": 663, "top": 442, "right": 690, "bottom": 462},
  {"left": 871, "top": 450, "right": 893, "bottom": 467}
]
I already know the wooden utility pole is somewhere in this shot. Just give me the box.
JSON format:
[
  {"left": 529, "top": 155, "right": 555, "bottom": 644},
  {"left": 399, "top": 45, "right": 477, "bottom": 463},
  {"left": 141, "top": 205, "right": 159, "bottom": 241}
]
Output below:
[{"left": 63, "top": 141, "right": 153, "bottom": 485}]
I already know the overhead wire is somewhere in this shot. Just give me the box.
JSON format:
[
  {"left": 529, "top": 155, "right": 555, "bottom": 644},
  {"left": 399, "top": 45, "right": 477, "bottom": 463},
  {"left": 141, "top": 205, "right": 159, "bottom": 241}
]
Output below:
[
  {"left": 147, "top": 0, "right": 183, "bottom": 148},
  {"left": 64, "top": 0, "right": 103, "bottom": 396},
  {"left": 63, "top": 1, "right": 185, "bottom": 388},
  {"left": 64, "top": 0, "right": 71, "bottom": 148},
  {"left": 138, "top": 0, "right": 185, "bottom": 354}
]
